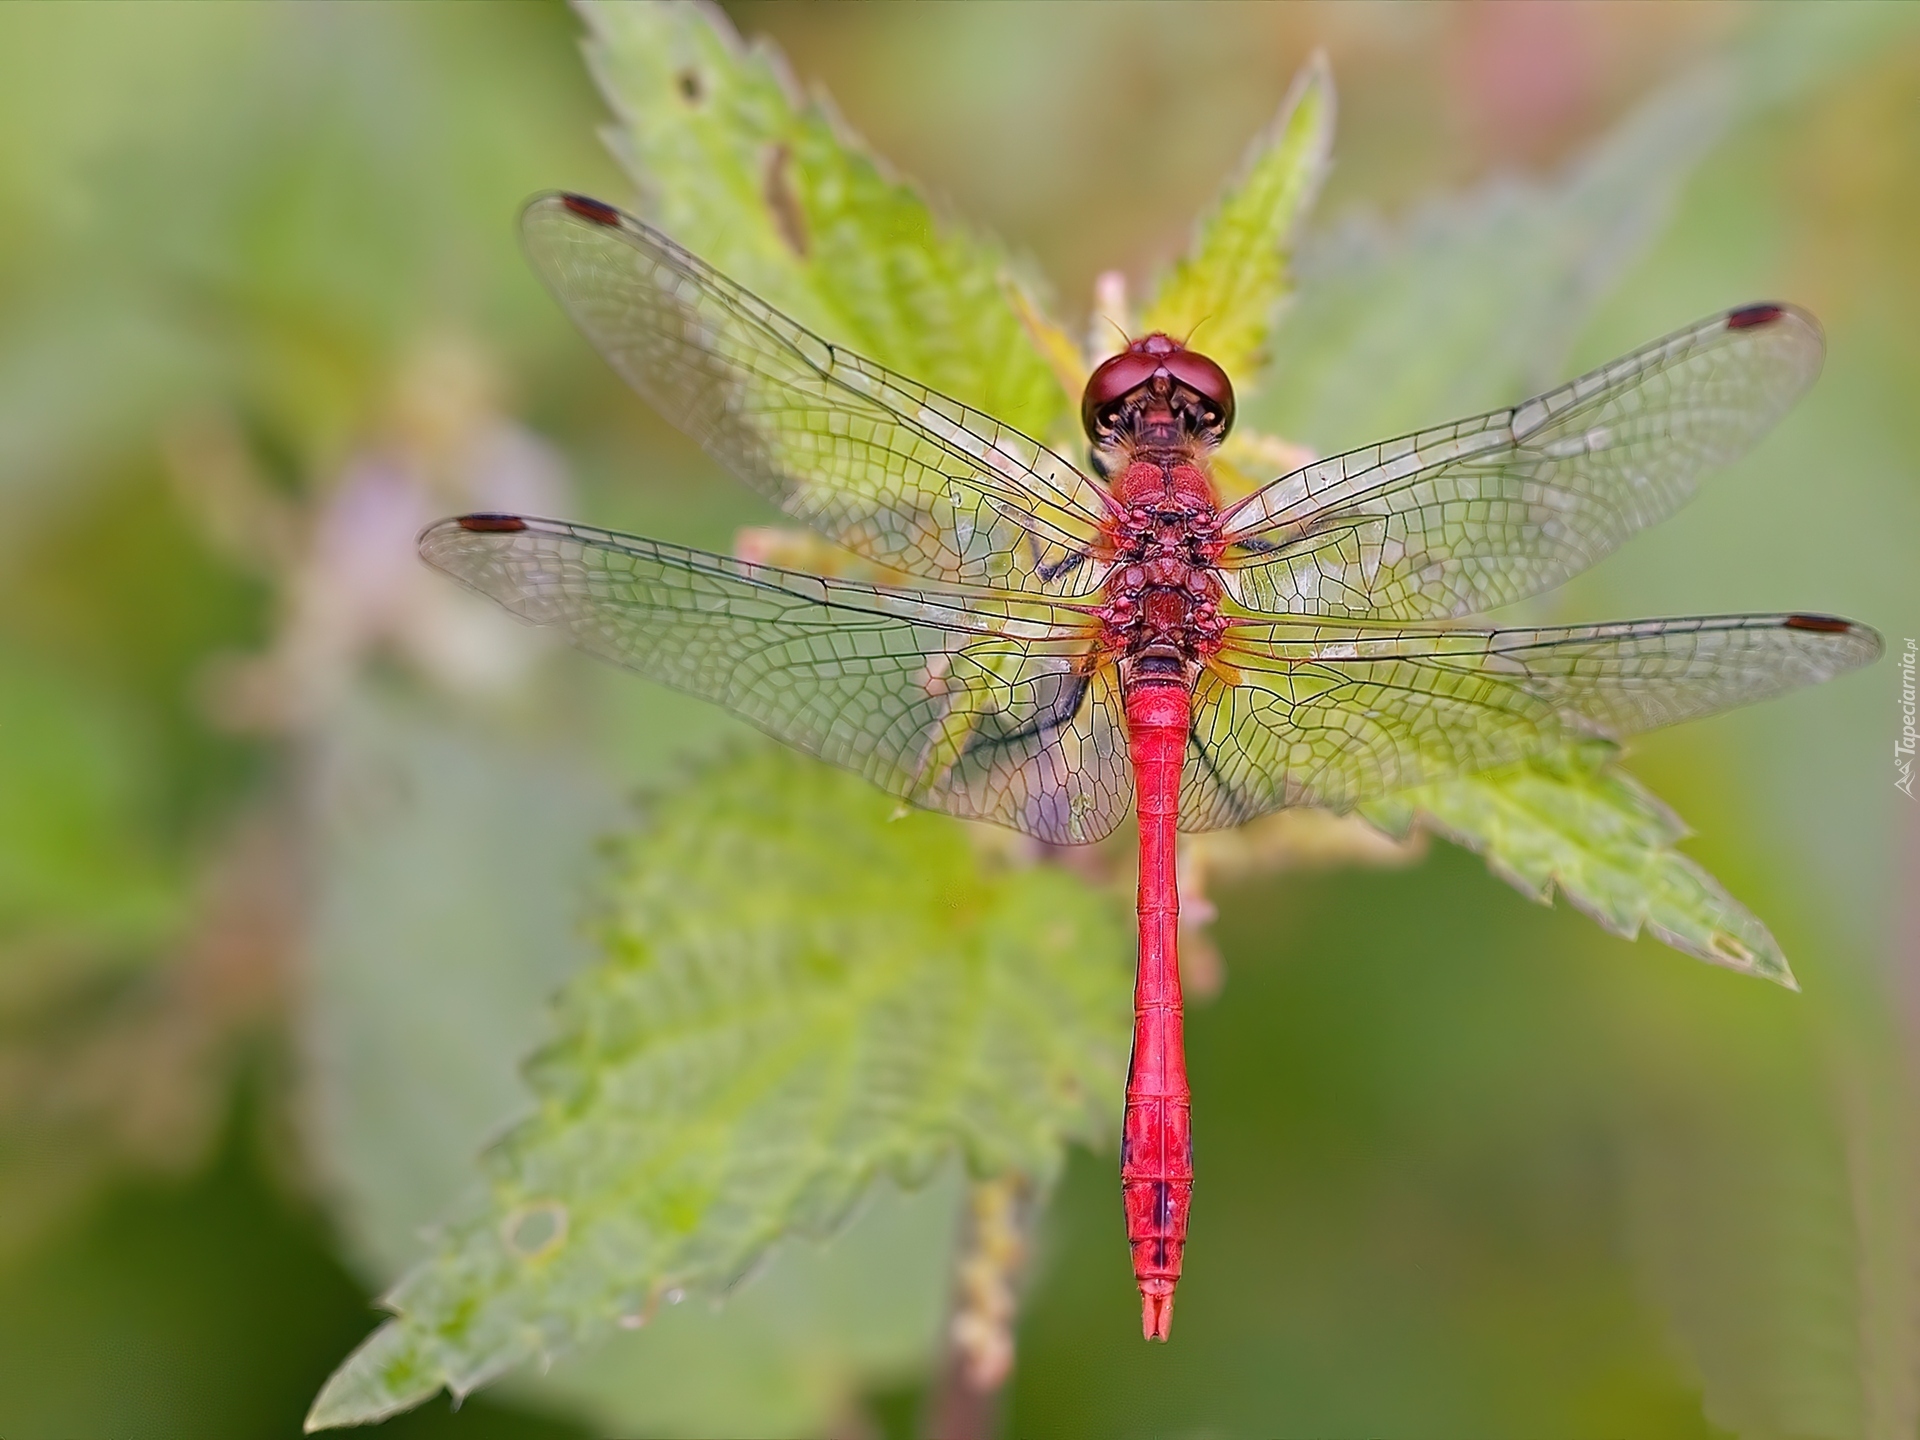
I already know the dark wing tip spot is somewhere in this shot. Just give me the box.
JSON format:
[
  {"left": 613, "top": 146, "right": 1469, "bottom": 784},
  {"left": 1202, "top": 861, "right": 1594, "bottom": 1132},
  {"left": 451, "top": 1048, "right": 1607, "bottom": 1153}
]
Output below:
[
  {"left": 457, "top": 514, "right": 529, "bottom": 533},
  {"left": 1783, "top": 613, "right": 1854, "bottom": 634},
  {"left": 559, "top": 193, "right": 622, "bottom": 227},
  {"left": 1727, "top": 303, "right": 1786, "bottom": 331}
]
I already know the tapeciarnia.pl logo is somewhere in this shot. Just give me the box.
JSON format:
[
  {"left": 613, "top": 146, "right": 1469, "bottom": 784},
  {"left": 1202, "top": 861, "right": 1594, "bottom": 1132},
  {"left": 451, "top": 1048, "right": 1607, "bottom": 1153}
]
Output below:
[{"left": 1899, "top": 638, "right": 1917, "bottom": 799}]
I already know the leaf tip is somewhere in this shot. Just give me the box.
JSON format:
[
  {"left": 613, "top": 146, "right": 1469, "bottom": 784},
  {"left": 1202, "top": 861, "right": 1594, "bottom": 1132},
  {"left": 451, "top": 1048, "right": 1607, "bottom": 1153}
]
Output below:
[
  {"left": 1280, "top": 47, "right": 1338, "bottom": 160},
  {"left": 1708, "top": 926, "right": 1798, "bottom": 989},
  {"left": 1297, "top": 47, "right": 1337, "bottom": 115},
  {"left": 305, "top": 1321, "right": 446, "bottom": 1432}
]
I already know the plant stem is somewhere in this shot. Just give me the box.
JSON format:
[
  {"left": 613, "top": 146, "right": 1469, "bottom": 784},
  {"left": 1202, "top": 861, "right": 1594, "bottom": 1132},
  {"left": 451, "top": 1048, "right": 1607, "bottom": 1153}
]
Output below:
[{"left": 923, "top": 1174, "right": 1030, "bottom": 1440}]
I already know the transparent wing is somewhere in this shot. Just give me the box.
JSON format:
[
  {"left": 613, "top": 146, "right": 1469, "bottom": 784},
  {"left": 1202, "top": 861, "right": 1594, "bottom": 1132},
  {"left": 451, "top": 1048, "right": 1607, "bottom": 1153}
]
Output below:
[
  {"left": 1180, "top": 613, "right": 1881, "bottom": 829},
  {"left": 420, "top": 515, "right": 1130, "bottom": 844},
  {"left": 521, "top": 194, "right": 1110, "bottom": 594},
  {"left": 1220, "top": 305, "right": 1824, "bottom": 619}
]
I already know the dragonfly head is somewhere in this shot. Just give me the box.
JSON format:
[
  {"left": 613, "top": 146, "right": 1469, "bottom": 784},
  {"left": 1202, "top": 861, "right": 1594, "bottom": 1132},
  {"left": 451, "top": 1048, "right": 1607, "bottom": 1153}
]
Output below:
[{"left": 1082, "top": 333, "right": 1235, "bottom": 455}]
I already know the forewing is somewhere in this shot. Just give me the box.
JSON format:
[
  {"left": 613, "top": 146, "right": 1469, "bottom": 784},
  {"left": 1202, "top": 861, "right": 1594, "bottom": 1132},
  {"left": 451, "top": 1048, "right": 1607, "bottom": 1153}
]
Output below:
[
  {"left": 521, "top": 195, "right": 1109, "bottom": 593},
  {"left": 1220, "top": 305, "right": 1824, "bottom": 619},
  {"left": 420, "top": 516, "right": 1130, "bottom": 844},
  {"left": 1181, "top": 613, "right": 1880, "bottom": 829}
]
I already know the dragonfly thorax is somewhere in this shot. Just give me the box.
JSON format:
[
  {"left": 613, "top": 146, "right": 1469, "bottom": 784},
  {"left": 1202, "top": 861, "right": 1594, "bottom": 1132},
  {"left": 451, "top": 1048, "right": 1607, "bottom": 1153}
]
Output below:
[{"left": 1098, "top": 463, "right": 1228, "bottom": 680}]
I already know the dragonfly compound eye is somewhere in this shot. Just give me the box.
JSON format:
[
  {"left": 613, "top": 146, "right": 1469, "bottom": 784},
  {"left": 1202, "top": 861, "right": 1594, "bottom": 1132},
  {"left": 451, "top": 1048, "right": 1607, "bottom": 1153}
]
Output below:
[
  {"left": 1082, "top": 350, "right": 1161, "bottom": 439},
  {"left": 1162, "top": 350, "right": 1234, "bottom": 436},
  {"left": 1081, "top": 335, "right": 1236, "bottom": 441}
]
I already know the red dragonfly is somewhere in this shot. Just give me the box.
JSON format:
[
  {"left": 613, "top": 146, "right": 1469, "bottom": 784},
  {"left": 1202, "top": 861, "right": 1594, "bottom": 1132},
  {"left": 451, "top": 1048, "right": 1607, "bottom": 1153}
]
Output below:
[{"left": 423, "top": 192, "right": 1880, "bottom": 1341}]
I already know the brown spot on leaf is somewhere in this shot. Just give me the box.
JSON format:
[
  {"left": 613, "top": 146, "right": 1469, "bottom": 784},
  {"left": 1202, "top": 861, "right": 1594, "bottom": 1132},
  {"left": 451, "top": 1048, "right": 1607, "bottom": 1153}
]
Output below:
[{"left": 764, "top": 143, "right": 809, "bottom": 259}]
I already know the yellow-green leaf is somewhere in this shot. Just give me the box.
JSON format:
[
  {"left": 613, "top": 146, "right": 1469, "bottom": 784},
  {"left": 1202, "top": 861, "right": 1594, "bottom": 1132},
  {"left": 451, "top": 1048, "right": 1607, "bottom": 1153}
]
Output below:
[{"left": 1139, "top": 52, "right": 1332, "bottom": 381}]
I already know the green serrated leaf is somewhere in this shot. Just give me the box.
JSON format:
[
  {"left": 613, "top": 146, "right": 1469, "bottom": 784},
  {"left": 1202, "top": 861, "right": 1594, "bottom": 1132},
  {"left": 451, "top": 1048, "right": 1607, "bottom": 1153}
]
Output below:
[
  {"left": 306, "top": 746, "right": 1128, "bottom": 1431},
  {"left": 1140, "top": 52, "right": 1331, "bottom": 381},
  {"left": 303, "top": 696, "right": 966, "bottom": 1436},
  {"left": 1362, "top": 741, "right": 1793, "bottom": 987},
  {"left": 580, "top": 0, "right": 1066, "bottom": 440}
]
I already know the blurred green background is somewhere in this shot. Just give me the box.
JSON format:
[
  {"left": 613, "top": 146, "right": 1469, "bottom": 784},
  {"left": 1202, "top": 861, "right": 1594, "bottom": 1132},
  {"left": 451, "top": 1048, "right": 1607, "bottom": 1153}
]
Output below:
[{"left": 2, "top": 3, "right": 1917, "bottom": 1437}]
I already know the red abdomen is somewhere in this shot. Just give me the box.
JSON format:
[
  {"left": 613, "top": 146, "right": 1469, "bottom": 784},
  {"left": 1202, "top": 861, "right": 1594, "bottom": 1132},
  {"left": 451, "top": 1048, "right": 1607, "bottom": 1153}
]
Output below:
[{"left": 1122, "top": 677, "right": 1193, "bottom": 1340}]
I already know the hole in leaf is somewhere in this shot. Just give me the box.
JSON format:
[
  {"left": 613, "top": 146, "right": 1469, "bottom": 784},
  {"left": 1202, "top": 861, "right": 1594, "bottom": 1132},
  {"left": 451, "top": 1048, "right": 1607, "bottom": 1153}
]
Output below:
[
  {"left": 502, "top": 1200, "right": 569, "bottom": 1261},
  {"left": 1708, "top": 931, "right": 1754, "bottom": 965},
  {"left": 677, "top": 68, "right": 703, "bottom": 104}
]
